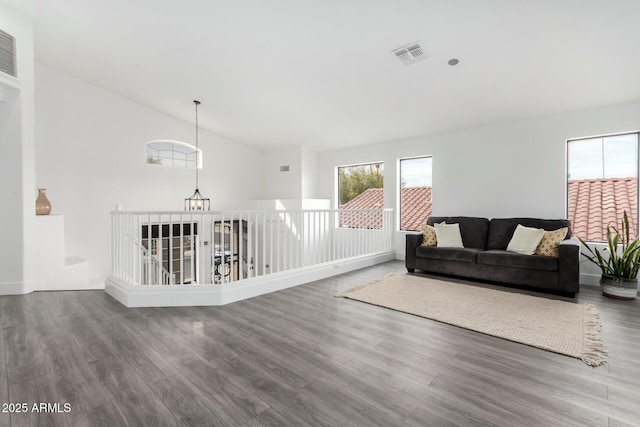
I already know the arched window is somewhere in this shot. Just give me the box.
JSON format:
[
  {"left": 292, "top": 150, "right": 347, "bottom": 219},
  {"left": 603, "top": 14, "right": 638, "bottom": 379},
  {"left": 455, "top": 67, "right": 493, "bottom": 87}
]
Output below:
[{"left": 146, "top": 140, "right": 202, "bottom": 169}]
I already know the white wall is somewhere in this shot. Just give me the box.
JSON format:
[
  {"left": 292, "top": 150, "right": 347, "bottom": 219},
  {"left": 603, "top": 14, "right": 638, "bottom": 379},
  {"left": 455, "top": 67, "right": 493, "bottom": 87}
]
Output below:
[
  {"left": 301, "top": 146, "right": 318, "bottom": 199},
  {"left": 35, "top": 63, "right": 263, "bottom": 284},
  {"left": 261, "top": 146, "right": 303, "bottom": 199},
  {"left": 317, "top": 99, "right": 640, "bottom": 259},
  {"left": 0, "top": 4, "right": 35, "bottom": 294}
]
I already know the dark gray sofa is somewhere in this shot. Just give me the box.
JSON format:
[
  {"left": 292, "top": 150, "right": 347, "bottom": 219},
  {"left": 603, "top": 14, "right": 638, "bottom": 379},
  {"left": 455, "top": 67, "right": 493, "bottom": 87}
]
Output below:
[{"left": 405, "top": 216, "right": 580, "bottom": 295}]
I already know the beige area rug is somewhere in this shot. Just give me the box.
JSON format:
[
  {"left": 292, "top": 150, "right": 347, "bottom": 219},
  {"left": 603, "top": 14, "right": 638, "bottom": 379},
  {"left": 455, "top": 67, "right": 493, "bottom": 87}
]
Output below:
[{"left": 335, "top": 273, "right": 607, "bottom": 367}]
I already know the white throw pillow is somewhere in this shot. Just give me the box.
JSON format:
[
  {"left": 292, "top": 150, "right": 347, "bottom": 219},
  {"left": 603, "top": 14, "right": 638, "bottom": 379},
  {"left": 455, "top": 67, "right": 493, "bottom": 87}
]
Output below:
[
  {"left": 507, "top": 224, "right": 545, "bottom": 255},
  {"left": 434, "top": 223, "right": 464, "bottom": 248}
]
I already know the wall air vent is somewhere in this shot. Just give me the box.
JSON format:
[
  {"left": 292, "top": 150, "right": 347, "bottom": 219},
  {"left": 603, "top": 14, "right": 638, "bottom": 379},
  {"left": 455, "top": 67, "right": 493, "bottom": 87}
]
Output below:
[
  {"left": 0, "top": 29, "right": 16, "bottom": 77},
  {"left": 392, "top": 42, "right": 427, "bottom": 66}
]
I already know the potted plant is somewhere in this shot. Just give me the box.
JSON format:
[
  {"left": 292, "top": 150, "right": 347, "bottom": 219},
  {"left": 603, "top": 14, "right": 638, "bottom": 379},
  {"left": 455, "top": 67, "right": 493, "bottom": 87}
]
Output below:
[{"left": 579, "top": 211, "right": 640, "bottom": 299}]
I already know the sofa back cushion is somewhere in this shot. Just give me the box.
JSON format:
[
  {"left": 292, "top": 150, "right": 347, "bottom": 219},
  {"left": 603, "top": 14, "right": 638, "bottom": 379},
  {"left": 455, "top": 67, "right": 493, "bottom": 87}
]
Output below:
[
  {"left": 487, "top": 218, "right": 572, "bottom": 250},
  {"left": 427, "top": 216, "right": 490, "bottom": 249}
]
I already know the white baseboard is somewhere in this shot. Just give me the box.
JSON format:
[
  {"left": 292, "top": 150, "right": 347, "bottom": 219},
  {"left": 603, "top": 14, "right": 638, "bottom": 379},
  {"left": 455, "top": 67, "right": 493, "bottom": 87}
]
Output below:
[
  {"left": 106, "top": 251, "right": 396, "bottom": 307},
  {"left": 0, "top": 280, "right": 31, "bottom": 295}
]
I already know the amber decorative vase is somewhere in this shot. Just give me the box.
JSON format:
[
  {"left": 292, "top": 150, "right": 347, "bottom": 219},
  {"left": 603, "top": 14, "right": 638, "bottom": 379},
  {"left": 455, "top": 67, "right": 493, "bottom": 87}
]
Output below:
[{"left": 35, "top": 188, "right": 51, "bottom": 215}]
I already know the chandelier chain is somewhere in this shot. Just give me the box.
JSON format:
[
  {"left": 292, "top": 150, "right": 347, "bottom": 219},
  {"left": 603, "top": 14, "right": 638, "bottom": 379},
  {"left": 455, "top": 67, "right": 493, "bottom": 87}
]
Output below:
[{"left": 194, "top": 100, "right": 200, "bottom": 189}]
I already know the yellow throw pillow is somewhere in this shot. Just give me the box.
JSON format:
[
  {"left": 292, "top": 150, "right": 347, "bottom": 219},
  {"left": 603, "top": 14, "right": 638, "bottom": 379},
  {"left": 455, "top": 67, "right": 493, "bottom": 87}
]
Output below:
[
  {"left": 421, "top": 224, "right": 437, "bottom": 247},
  {"left": 535, "top": 227, "right": 568, "bottom": 257}
]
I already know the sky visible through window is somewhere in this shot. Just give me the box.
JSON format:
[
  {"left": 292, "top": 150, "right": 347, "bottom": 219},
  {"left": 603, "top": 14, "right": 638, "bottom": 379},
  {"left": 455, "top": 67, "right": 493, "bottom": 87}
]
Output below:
[
  {"left": 568, "top": 134, "right": 638, "bottom": 179},
  {"left": 401, "top": 157, "right": 432, "bottom": 187}
]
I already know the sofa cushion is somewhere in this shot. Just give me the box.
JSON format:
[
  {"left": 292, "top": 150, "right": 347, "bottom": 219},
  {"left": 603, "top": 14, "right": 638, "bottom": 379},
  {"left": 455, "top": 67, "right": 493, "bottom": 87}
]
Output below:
[
  {"left": 427, "top": 216, "right": 489, "bottom": 249},
  {"left": 506, "top": 224, "right": 545, "bottom": 255},
  {"left": 487, "top": 218, "right": 572, "bottom": 250},
  {"left": 477, "top": 250, "right": 559, "bottom": 272},
  {"left": 535, "top": 227, "right": 568, "bottom": 257},
  {"left": 420, "top": 224, "right": 438, "bottom": 247},
  {"left": 435, "top": 223, "right": 464, "bottom": 248},
  {"left": 416, "top": 247, "right": 481, "bottom": 263}
]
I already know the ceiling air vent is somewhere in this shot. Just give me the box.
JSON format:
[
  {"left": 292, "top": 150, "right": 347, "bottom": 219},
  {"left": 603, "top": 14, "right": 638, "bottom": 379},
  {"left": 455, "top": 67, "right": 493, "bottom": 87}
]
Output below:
[
  {"left": 392, "top": 42, "right": 427, "bottom": 66},
  {"left": 0, "top": 29, "right": 17, "bottom": 77}
]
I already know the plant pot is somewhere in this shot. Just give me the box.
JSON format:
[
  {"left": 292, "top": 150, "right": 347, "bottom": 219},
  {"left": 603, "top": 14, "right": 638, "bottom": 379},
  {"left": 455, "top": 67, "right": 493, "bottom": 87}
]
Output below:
[{"left": 600, "top": 274, "right": 638, "bottom": 299}]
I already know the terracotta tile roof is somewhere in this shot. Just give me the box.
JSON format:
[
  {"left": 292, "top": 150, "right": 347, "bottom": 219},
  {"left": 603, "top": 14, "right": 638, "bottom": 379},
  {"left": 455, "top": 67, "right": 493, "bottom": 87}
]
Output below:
[
  {"left": 339, "top": 187, "right": 432, "bottom": 230},
  {"left": 568, "top": 177, "right": 637, "bottom": 242},
  {"left": 340, "top": 188, "right": 385, "bottom": 210},
  {"left": 400, "top": 186, "right": 432, "bottom": 231},
  {"left": 339, "top": 188, "right": 384, "bottom": 228}
]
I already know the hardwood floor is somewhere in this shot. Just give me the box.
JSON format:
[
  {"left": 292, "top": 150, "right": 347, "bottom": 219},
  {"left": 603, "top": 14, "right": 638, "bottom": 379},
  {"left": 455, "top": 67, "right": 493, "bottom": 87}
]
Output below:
[{"left": 1, "top": 260, "right": 639, "bottom": 426}]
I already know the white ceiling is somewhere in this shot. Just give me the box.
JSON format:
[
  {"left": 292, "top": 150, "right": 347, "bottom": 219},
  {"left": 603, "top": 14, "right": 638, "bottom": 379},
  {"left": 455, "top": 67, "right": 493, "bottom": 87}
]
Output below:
[{"left": 5, "top": 0, "right": 640, "bottom": 151}]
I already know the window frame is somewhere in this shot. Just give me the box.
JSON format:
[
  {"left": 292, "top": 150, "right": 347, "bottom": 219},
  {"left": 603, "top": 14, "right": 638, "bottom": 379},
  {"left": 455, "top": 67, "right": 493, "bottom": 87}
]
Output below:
[
  {"left": 335, "top": 161, "right": 384, "bottom": 209},
  {"left": 398, "top": 155, "right": 433, "bottom": 232},
  {"left": 335, "top": 161, "right": 385, "bottom": 230},
  {"left": 566, "top": 130, "right": 640, "bottom": 243},
  {"left": 146, "top": 140, "right": 202, "bottom": 169}
]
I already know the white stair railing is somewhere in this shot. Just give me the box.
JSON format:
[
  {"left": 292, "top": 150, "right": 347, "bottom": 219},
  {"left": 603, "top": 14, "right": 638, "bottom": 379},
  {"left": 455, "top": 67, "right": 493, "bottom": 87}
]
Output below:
[
  {"left": 139, "top": 244, "right": 175, "bottom": 285},
  {"left": 111, "top": 209, "right": 394, "bottom": 286}
]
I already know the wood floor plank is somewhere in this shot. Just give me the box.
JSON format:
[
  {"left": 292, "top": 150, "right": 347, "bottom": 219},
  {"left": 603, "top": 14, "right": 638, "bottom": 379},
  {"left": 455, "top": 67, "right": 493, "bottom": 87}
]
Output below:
[
  {"left": 0, "top": 382, "right": 8, "bottom": 427},
  {"left": 236, "top": 296, "right": 386, "bottom": 349},
  {"left": 208, "top": 315, "right": 421, "bottom": 418},
  {"left": 73, "top": 292, "right": 125, "bottom": 325},
  {"left": 603, "top": 385, "right": 640, "bottom": 425},
  {"left": 0, "top": 321, "right": 9, "bottom": 427},
  {"left": 609, "top": 418, "right": 639, "bottom": 427},
  {"left": 118, "top": 316, "right": 205, "bottom": 369},
  {"left": 175, "top": 344, "right": 345, "bottom": 427},
  {"left": 435, "top": 362, "right": 608, "bottom": 427},
  {"left": 121, "top": 316, "right": 270, "bottom": 425},
  {"left": 402, "top": 386, "right": 508, "bottom": 427},
  {"left": 149, "top": 374, "right": 238, "bottom": 426},
  {"left": 178, "top": 356, "right": 270, "bottom": 425},
  {"left": 69, "top": 401, "right": 127, "bottom": 427},
  {"left": 88, "top": 355, "right": 178, "bottom": 427},
  {"left": 98, "top": 321, "right": 177, "bottom": 383},
  {"left": 213, "top": 308, "right": 357, "bottom": 366},
  {"left": 0, "top": 298, "right": 32, "bottom": 329},
  {"left": 3, "top": 326, "right": 47, "bottom": 386},
  {"left": 8, "top": 374, "right": 71, "bottom": 427},
  {"left": 179, "top": 324, "right": 310, "bottom": 390},
  {"left": 240, "top": 408, "right": 293, "bottom": 427},
  {"left": 55, "top": 292, "right": 92, "bottom": 318},
  {"left": 41, "top": 335, "right": 110, "bottom": 416},
  {"left": 59, "top": 314, "right": 120, "bottom": 364},
  {"left": 429, "top": 372, "right": 541, "bottom": 427},
  {"left": 298, "top": 378, "right": 406, "bottom": 426}
]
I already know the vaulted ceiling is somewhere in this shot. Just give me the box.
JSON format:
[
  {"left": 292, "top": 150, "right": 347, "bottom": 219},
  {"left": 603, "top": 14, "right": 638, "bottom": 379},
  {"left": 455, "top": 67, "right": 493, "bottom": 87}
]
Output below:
[{"left": 5, "top": 0, "right": 640, "bottom": 151}]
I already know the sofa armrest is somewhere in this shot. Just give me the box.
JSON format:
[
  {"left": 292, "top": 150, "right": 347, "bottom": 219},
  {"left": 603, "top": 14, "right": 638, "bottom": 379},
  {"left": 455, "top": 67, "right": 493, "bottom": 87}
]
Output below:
[
  {"left": 558, "top": 238, "right": 580, "bottom": 294},
  {"left": 405, "top": 233, "right": 423, "bottom": 272}
]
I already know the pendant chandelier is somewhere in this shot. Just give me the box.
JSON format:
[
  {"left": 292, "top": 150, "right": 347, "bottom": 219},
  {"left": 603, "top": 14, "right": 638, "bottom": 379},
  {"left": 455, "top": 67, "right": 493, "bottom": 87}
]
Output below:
[{"left": 185, "top": 100, "right": 210, "bottom": 211}]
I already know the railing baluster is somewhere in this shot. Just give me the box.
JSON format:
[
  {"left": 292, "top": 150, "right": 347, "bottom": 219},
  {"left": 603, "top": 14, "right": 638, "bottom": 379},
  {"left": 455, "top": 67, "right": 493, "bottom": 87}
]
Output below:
[
  {"left": 262, "top": 212, "right": 267, "bottom": 276},
  {"left": 253, "top": 213, "right": 259, "bottom": 278},
  {"left": 324, "top": 211, "right": 328, "bottom": 263},
  {"left": 221, "top": 213, "right": 226, "bottom": 285},
  {"left": 238, "top": 213, "right": 244, "bottom": 280},
  {"left": 282, "top": 213, "right": 287, "bottom": 271},
  {"left": 268, "top": 212, "right": 273, "bottom": 274},
  {"left": 191, "top": 213, "right": 196, "bottom": 284},
  {"left": 276, "top": 213, "right": 281, "bottom": 273},
  {"left": 303, "top": 211, "right": 308, "bottom": 267},
  {"left": 231, "top": 214, "right": 236, "bottom": 283}
]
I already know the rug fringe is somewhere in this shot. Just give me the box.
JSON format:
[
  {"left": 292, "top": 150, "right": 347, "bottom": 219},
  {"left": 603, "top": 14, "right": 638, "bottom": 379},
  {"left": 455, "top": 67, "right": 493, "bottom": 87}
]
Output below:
[
  {"left": 334, "top": 272, "right": 399, "bottom": 298},
  {"left": 581, "top": 303, "right": 608, "bottom": 367}
]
